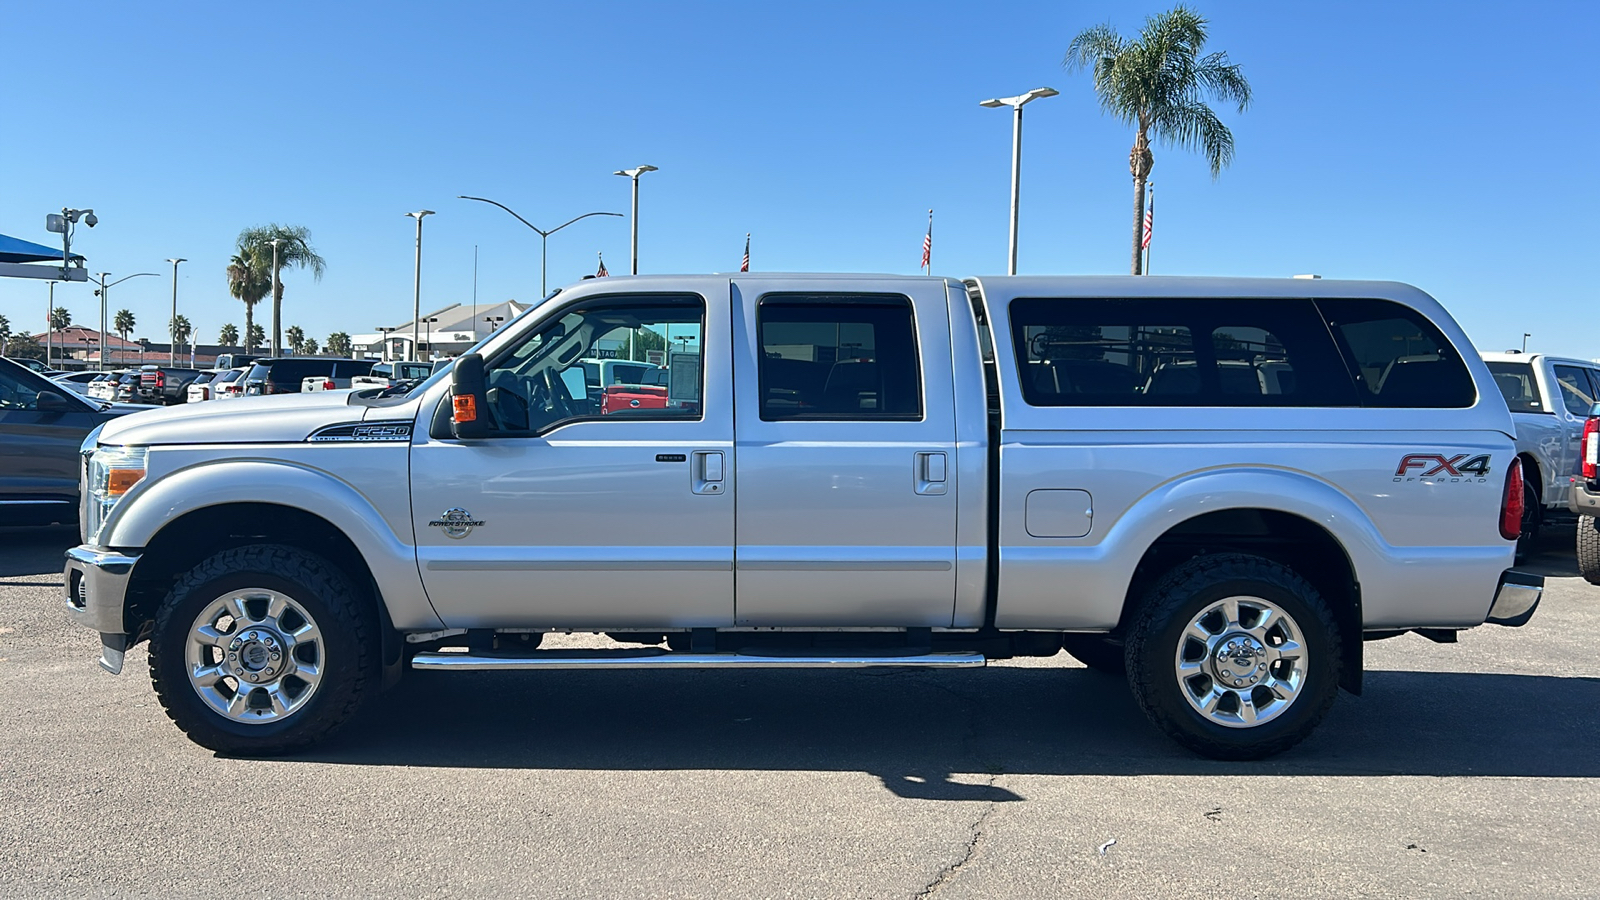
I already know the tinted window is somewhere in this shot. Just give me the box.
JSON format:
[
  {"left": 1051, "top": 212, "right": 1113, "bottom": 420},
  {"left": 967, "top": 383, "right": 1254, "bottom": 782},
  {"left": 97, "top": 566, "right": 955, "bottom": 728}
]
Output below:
[
  {"left": 1010, "top": 297, "right": 1355, "bottom": 407},
  {"left": 1317, "top": 299, "right": 1475, "bottom": 408},
  {"left": 1486, "top": 361, "right": 1546, "bottom": 413},
  {"left": 758, "top": 295, "right": 922, "bottom": 421},
  {"left": 331, "top": 360, "right": 375, "bottom": 379},
  {"left": 1554, "top": 365, "right": 1597, "bottom": 417}
]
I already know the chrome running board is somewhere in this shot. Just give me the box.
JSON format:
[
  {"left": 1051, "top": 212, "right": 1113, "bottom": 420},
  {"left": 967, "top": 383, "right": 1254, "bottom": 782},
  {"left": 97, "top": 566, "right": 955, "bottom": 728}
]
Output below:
[{"left": 410, "top": 648, "right": 986, "bottom": 671}]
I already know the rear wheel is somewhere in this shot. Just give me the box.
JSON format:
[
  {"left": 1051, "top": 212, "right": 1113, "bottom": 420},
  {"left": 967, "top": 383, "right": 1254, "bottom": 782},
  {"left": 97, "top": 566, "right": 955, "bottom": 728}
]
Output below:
[
  {"left": 1516, "top": 479, "right": 1541, "bottom": 561},
  {"left": 1125, "top": 553, "right": 1341, "bottom": 760},
  {"left": 149, "top": 545, "right": 375, "bottom": 755},
  {"left": 1578, "top": 516, "right": 1600, "bottom": 586}
]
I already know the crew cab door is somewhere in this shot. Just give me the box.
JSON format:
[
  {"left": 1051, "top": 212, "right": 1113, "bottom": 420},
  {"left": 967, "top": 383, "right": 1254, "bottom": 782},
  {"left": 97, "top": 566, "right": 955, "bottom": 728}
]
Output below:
[
  {"left": 729, "top": 278, "right": 958, "bottom": 626},
  {"left": 409, "top": 286, "right": 733, "bottom": 628}
]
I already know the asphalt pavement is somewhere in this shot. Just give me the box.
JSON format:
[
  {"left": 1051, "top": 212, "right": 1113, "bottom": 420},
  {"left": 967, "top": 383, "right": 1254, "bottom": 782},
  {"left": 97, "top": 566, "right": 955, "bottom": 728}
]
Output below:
[{"left": 1, "top": 524, "right": 1596, "bottom": 898}]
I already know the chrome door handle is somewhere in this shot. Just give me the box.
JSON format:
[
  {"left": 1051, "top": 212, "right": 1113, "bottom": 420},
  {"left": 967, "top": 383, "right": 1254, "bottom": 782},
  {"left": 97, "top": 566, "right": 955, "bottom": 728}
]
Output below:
[
  {"left": 693, "top": 450, "right": 724, "bottom": 495},
  {"left": 915, "top": 451, "right": 947, "bottom": 496}
]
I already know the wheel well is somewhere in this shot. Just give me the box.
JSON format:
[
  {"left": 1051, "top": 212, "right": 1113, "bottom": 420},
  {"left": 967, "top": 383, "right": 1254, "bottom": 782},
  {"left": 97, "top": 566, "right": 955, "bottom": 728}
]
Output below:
[
  {"left": 122, "top": 503, "right": 384, "bottom": 645},
  {"left": 1123, "top": 508, "right": 1364, "bottom": 695},
  {"left": 1518, "top": 453, "right": 1543, "bottom": 501}
]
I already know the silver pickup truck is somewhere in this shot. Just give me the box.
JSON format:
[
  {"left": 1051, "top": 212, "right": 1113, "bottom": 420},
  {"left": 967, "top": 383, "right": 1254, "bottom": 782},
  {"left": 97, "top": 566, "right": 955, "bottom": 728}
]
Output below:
[
  {"left": 1481, "top": 351, "right": 1600, "bottom": 550},
  {"left": 64, "top": 274, "right": 1540, "bottom": 760}
]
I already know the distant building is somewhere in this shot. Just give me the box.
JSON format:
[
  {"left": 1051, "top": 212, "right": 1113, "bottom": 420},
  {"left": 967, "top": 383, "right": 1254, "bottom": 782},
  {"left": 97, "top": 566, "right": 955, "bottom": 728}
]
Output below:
[{"left": 355, "top": 299, "right": 530, "bottom": 361}]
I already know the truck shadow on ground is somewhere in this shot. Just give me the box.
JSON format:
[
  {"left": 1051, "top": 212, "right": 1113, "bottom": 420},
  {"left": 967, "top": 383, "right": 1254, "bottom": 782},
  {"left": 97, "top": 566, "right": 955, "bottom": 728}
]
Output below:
[
  {"left": 1517, "top": 523, "right": 1581, "bottom": 579},
  {"left": 292, "top": 666, "right": 1600, "bottom": 792},
  {"left": 0, "top": 526, "right": 75, "bottom": 581}
]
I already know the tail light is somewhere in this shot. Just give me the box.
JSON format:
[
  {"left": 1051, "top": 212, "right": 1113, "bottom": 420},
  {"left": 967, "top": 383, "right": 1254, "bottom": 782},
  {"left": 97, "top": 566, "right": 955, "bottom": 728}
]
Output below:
[
  {"left": 1500, "top": 457, "right": 1525, "bottom": 541},
  {"left": 155, "top": 372, "right": 166, "bottom": 389},
  {"left": 321, "top": 379, "right": 336, "bottom": 390},
  {"left": 1583, "top": 417, "right": 1599, "bottom": 480}
]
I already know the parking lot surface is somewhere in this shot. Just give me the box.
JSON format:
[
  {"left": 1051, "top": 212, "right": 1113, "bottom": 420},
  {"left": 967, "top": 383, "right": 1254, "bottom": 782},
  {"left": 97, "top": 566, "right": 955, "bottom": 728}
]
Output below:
[{"left": 2, "top": 525, "right": 1597, "bottom": 898}]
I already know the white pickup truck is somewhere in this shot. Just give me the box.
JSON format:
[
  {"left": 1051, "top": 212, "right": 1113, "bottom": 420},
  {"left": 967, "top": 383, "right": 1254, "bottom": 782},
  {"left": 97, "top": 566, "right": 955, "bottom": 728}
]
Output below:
[
  {"left": 65, "top": 274, "right": 1540, "bottom": 760},
  {"left": 346, "top": 361, "right": 435, "bottom": 391}
]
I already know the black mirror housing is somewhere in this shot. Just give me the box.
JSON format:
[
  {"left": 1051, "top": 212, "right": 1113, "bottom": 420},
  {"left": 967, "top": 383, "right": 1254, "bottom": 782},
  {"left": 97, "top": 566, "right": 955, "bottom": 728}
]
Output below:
[{"left": 451, "top": 353, "right": 489, "bottom": 439}]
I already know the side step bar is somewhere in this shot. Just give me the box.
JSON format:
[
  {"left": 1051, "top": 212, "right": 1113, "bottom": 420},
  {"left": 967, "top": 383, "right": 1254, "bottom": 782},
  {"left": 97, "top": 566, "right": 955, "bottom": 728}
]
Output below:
[{"left": 411, "top": 648, "right": 987, "bottom": 671}]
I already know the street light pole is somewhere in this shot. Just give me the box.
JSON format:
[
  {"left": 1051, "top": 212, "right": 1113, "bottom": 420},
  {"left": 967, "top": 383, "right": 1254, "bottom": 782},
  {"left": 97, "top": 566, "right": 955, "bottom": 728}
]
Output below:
[
  {"left": 980, "top": 87, "right": 1058, "bottom": 275},
  {"left": 94, "top": 272, "right": 159, "bottom": 371},
  {"left": 45, "top": 281, "right": 56, "bottom": 369},
  {"left": 405, "top": 210, "right": 435, "bottom": 363},
  {"left": 457, "top": 196, "right": 621, "bottom": 297},
  {"left": 166, "top": 258, "right": 187, "bottom": 366},
  {"left": 267, "top": 239, "right": 282, "bottom": 356},
  {"left": 613, "top": 166, "right": 658, "bottom": 275}
]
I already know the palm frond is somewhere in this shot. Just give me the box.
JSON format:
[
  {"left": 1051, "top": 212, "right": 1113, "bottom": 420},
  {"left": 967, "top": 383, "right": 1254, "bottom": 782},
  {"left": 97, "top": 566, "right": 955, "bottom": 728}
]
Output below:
[
  {"left": 1152, "top": 98, "right": 1234, "bottom": 177},
  {"left": 1197, "top": 51, "right": 1251, "bottom": 111}
]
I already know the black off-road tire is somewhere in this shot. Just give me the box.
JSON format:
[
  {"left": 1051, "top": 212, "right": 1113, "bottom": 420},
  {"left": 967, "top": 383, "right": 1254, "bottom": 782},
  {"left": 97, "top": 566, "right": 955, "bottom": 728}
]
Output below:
[
  {"left": 1060, "top": 634, "right": 1126, "bottom": 676},
  {"left": 149, "top": 544, "right": 376, "bottom": 756},
  {"left": 1125, "top": 553, "right": 1342, "bottom": 761},
  {"left": 1578, "top": 516, "right": 1600, "bottom": 586}
]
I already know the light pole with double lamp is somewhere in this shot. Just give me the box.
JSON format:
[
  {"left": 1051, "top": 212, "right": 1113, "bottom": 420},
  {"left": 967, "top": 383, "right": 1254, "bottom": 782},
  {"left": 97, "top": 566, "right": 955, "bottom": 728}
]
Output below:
[
  {"left": 457, "top": 196, "right": 621, "bottom": 298},
  {"left": 95, "top": 272, "right": 159, "bottom": 371},
  {"left": 613, "top": 165, "right": 658, "bottom": 275},
  {"left": 979, "top": 87, "right": 1057, "bottom": 275},
  {"left": 166, "top": 258, "right": 187, "bottom": 365}
]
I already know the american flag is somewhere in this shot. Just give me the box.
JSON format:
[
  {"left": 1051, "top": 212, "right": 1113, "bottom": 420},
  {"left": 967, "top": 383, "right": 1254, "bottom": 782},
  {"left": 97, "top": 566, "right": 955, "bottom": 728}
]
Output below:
[
  {"left": 921, "top": 210, "right": 932, "bottom": 271},
  {"left": 1141, "top": 187, "right": 1154, "bottom": 250},
  {"left": 596, "top": 253, "right": 609, "bottom": 277},
  {"left": 740, "top": 233, "right": 750, "bottom": 272}
]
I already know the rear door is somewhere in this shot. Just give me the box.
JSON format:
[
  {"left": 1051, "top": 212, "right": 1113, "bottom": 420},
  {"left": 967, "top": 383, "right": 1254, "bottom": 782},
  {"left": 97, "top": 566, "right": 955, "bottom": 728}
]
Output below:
[
  {"left": 1552, "top": 364, "right": 1598, "bottom": 505},
  {"left": 729, "top": 278, "right": 958, "bottom": 626}
]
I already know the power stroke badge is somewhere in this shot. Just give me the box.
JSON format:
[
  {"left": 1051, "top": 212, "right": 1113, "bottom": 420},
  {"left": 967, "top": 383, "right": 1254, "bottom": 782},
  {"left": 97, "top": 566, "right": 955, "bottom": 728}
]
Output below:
[{"left": 428, "top": 508, "right": 485, "bottom": 538}]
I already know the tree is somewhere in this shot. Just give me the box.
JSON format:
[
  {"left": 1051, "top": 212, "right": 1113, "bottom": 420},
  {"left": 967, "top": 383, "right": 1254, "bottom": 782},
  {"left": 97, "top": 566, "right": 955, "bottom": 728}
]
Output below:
[
  {"left": 114, "top": 309, "right": 136, "bottom": 346},
  {"left": 171, "top": 316, "right": 193, "bottom": 358},
  {"left": 1065, "top": 5, "right": 1251, "bottom": 274},
  {"left": 286, "top": 325, "right": 306, "bottom": 355},
  {"left": 227, "top": 243, "right": 271, "bottom": 352},
  {"left": 247, "top": 323, "right": 265, "bottom": 350},
  {"left": 616, "top": 327, "right": 667, "bottom": 361},
  {"left": 325, "top": 332, "right": 352, "bottom": 357},
  {"left": 0, "top": 313, "right": 10, "bottom": 355},
  {"left": 5, "top": 333, "right": 44, "bottom": 362},
  {"left": 219, "top": 323, "right": 239, "bottom": 347},
  {"left": 238, "top": 224, "right": 326, "bottom": 357},
  {"left": 303, "top": 337, "right": 320, "bottom": 355},
  {"left": 50, "top": 307, "right": 71, "bottom": 331}
]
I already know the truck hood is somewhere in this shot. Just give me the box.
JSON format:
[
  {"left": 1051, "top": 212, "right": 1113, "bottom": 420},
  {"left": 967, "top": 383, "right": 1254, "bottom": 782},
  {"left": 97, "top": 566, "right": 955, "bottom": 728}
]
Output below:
[{"left": 92, "top": 391, "right": 394, "bottom": 446}]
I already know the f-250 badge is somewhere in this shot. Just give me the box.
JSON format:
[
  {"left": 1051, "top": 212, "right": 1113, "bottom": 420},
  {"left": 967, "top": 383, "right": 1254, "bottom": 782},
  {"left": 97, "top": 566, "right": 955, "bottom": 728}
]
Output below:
[
  {"left": 1394, "top": 454, "right": 1491, "bottom": 483},
  {"left": 428, "top": 508, "right": 485, "bottom": 538}
]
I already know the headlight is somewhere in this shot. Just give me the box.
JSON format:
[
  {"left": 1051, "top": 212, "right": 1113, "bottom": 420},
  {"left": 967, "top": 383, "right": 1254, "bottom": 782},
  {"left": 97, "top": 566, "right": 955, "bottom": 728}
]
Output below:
[{"left": 84, "top": 445, "right": 147, "bottom": 545}]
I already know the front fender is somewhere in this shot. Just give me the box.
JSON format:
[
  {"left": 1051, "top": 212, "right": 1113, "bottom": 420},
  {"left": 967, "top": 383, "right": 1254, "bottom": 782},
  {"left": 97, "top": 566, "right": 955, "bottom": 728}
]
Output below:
[{"left": 104, "top": 459, "right": 443, "bottom": 631}]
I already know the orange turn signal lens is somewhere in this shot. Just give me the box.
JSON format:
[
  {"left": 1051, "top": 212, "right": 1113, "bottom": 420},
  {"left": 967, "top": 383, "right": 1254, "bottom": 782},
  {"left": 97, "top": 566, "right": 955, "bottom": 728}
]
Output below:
[
  {"left": 453, "top": 394, "right": 478, "bottom": 423},
  {"left": 106, "top": 468, "right": 145, "bottom": 497}
]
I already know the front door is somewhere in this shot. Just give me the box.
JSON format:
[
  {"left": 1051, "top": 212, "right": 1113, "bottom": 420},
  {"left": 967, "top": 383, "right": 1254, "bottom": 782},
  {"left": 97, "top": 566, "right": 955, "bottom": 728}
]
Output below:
[
  {"left": 410, "top": 287, "right": 733, "bottom": 628},
  {"left": 0, "top": 366, "right": 102, "bottom": 521},
  {"left": 729, "top": 279, "right": 958, "bottom": 626}
]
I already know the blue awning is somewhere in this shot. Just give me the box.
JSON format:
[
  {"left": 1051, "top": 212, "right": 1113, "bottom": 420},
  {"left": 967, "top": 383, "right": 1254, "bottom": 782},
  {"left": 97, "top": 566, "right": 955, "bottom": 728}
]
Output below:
[{"left": 0, "top": 232, "right": 80, "bottom": 265}]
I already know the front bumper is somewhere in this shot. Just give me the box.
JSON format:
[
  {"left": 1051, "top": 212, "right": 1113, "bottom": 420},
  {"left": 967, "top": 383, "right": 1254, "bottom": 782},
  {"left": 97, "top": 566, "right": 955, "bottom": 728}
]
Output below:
[
  {"left": 1569, "top": 477, "right": 1600, "bottom": 515},
  {"left": 1486, "top": 570, "right": 1543, "bottom": 627},
  {"left": 63, "top": 545, "right": 141, "bottom": 674}
]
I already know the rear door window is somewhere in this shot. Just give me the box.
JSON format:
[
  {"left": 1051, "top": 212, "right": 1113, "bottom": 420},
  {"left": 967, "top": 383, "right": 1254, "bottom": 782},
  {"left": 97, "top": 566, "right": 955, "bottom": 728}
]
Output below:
[
  {"left": 1486, "top": 361, "right": 1546, "bottom": 412},
  {"left": 757, "top": 295, "right": 922, "bottom": 421},
  {"left": 1315, "top": 299, "right": 1476, "bottom": 408}
]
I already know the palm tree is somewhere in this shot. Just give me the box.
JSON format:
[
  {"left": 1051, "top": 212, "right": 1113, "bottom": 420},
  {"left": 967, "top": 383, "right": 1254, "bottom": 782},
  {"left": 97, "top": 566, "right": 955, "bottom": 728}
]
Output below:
[
  {"left": 227, "top": 244, "right": 271, "bottom": 352},
  {"left": 1065, "top": 5, "right": 1251, "bottom": 274},
  {"left": 286, "top": 325, "right": 306, "bottom": 355},
  {"left": 171, "top": 315, "right": 193, "bottom": 358},
  {"left": 114, "top": 309, "right": 136, "bottom": 346},
  {"left": 247, "top": 323, "right": 265, "bottom": 351},
  {"left": 50, "top": 307, "right": 71, "bottom": 331},
  {"left": 0, "top": 314, "right": 11, "bottom": 355},
  {"left": 238, "top": 224, "right": 326, "bottom": 357},
  {"left": 303, "top": 337, "right": 320, "bottom": 355},
  {"left": 219, "top": 323, "right": 239, "bottom": 347},
  {"left": 325, "top": 332, "right": 352, "bottom": 357}
]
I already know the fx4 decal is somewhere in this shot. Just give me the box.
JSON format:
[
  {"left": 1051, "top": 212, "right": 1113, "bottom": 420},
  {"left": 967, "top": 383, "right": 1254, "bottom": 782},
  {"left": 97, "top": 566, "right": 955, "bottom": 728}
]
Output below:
[{"left": 1394, "top": 453, "right": 1492, "bottom": 482}]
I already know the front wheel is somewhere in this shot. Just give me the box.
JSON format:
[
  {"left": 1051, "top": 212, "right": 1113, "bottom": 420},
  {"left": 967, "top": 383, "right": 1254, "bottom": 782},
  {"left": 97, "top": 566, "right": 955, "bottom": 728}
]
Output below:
[
  {"left": 149, "top": 545, "right": 376, "bottom": 755},
  {"left": 1125, "top": 553, "right": 1341, "bottom": 760}
]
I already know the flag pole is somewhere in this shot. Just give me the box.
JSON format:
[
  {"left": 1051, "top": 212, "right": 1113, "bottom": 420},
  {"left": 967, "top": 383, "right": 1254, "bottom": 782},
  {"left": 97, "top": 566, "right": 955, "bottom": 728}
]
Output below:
[
  {"left": 926, "top": 209, "right": 934, "bottom": 274},
  {"left": 1143, "top": 182, "right": 1154, "bottom": 276}
]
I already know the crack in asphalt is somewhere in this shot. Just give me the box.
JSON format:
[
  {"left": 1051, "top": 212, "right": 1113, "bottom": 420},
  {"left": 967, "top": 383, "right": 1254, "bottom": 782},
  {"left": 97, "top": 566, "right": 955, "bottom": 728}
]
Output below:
[{"left": 913, "top": 780, "right": 999, "bottom": 899}]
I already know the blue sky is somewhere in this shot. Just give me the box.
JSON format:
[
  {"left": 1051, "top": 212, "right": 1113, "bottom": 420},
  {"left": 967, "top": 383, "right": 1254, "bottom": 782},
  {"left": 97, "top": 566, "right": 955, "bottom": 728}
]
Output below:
[{"left": 1, "top": 0, "right": 1595, "bottom": 357}]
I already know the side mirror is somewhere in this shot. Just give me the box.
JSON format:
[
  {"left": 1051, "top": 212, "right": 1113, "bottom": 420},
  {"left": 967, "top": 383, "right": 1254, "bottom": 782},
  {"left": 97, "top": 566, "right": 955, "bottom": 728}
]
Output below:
[
  {"left": 36, "top": 391, "right": 71, "bottom": 412},
  {"left": 451, "top": 353, "right": 489, "bottom": 439}
]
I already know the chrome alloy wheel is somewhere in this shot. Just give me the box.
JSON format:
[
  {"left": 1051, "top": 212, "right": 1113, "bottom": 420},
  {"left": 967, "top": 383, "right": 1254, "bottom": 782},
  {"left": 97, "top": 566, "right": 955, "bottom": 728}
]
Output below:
[
  {"left": 1174, "top": 595, "right": 1306, "bottom": 729},
  {"left": 184, "top": 589, "right": 324, "bottom": 724}
]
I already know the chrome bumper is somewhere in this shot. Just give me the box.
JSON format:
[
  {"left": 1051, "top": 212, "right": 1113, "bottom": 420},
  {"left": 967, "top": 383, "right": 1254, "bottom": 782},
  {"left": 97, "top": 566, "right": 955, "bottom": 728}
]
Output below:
[
  {"left": 1486, "top": 570, "right": 1543, "bottom": 627},
  {"left": 63, "top": 545, "right": 141, "bottom": 674},
  {"left": 1570, "top": 477, "right": 1600, "bottom": 515}
]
